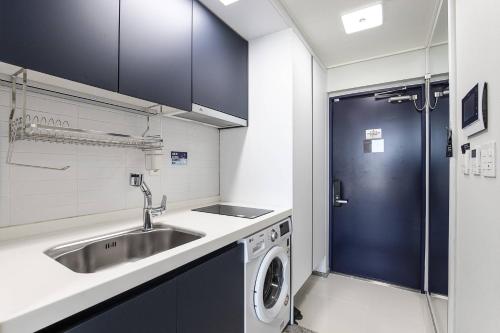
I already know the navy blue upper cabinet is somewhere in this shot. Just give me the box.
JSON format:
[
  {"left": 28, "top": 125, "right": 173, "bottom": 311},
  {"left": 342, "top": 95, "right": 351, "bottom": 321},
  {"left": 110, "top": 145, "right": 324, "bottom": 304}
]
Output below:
[
  {"left": 0, "top": 0, "right": 247, "bottom": 121},
  {"left": 0, "top": 0, "right": 119, "bottom": 91},
  {"left": 193, "top": 1, "right": 248, "bottom": 120},
  {"left": 119, "top": 0, "right": 192, "bottom": 111}
]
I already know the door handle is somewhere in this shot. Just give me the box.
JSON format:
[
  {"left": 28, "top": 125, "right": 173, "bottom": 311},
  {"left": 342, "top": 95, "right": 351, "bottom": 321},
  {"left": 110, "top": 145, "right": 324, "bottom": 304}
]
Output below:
[{"left": 333, "top": 179, "right": 348, "bottom": 207}]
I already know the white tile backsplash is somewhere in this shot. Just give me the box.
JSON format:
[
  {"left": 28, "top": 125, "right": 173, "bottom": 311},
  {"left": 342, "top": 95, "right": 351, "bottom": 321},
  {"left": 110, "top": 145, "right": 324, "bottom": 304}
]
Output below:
[
  {"left": 0, "top": 121, "right": 9, "bottom": 138},
  {"left": 0, "top": 90, "right": 11, "bottom": 107},
  {"left": 11, "top": 192, "right": 79, "bottom": 225},
  {"left": 0, "top": 86, "right": 220, "bottom": 227}
]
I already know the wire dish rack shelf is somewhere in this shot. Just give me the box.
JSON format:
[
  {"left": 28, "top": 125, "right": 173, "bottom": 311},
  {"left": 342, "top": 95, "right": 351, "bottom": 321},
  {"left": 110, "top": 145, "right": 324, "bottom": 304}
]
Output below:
[{"left": 7, "top": 68, "right": 163, "bottom": 171}]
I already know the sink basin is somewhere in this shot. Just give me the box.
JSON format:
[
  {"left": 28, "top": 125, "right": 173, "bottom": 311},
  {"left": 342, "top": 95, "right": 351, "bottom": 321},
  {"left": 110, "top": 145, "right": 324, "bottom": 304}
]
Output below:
[{"left": 45, "top": 225, "right": 204, "bottom": 273}]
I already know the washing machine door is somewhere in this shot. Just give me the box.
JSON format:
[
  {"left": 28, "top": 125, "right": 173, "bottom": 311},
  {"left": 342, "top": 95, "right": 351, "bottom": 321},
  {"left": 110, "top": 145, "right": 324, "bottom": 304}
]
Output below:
[{"left": 254, "top": 245, "right": 289, "bottom": 323}]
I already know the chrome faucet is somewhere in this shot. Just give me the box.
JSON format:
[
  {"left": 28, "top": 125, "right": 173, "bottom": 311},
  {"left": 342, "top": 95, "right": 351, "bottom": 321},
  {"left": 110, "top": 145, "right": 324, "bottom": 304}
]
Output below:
[{"left": 129, "top": 173, "right": 167, "bottom": 231}]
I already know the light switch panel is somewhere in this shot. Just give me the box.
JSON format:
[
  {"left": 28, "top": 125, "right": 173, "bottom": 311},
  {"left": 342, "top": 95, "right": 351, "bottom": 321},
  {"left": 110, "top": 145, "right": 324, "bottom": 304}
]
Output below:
[
  {"left": 462, "top": 150, "right": 470, "bottom": 175},
  {"left": 471, "top": 147, "right": 481, "bottom": 175},
  {"left": 481, "top": 141, "right": 496, "bottom": 178}
]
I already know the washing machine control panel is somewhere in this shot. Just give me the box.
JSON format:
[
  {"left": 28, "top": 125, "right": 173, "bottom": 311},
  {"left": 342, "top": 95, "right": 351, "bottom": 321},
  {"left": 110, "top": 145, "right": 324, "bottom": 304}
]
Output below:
[
  {"left": 246, "top": 232, "right": 267, "bottom": 257},
  {"left": 241, "top": 217, "right": 292, "bottom": 261},
  {"left": 270, "top": 229, "right": 279, "bottom": 242},
  {"left": 279, "top": 220, "right": 290, "bottom": 237}
]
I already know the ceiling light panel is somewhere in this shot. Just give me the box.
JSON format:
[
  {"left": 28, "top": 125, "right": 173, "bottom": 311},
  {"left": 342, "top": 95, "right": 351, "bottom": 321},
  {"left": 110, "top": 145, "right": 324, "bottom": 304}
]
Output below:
[
  {"left": 219, "top": 0, "right": 240, "bottom": 6},
  {"left": 342, "top": 3, "right": 383, "bottom": 34}
]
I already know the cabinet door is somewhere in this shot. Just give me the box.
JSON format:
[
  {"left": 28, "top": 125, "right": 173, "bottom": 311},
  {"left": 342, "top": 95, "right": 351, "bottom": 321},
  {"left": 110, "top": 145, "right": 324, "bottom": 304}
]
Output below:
[
  {"left": 0, "top": 0, "right": 119, "bottom": 91},
  {"left": 193, "top": 1, "right": 248, "bottom": 120},
  {"left": 64, "top": 278, "right": 177, "bottom": 333},
  {"left": 177, "top": 244, "right": 244, "bottom": 333},
  {"left": 119, "top": 0, "right": 192, "bottom": 111}
]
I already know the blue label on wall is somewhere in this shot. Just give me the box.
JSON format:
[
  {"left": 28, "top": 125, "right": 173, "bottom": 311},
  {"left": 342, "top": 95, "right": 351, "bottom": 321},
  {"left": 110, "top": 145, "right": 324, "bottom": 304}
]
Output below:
[{"left": 171, "top": 151, "right": 188, "bottom": 165}]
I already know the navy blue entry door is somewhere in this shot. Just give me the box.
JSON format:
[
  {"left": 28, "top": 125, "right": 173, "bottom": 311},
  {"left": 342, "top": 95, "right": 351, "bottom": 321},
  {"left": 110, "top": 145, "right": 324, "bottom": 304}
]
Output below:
[{"left": 330, "top": 86, "right": 425, "bottom": 290}]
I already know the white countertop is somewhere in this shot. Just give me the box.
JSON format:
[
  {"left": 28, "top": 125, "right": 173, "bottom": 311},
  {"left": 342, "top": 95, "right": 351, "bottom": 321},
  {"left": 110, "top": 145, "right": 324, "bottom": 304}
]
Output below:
[{"left": 0, "top": 199, "right": 292, "bottom": 333}]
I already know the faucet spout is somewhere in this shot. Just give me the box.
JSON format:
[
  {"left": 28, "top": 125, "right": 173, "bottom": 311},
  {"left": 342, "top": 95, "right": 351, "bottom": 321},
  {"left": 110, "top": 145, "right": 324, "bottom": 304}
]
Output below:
[
  {"left": 143, "top": 208, "right": 153, "bottom": 231},
  {"left": 140, "top": 182, "right": 153, "bottom": 209},
  {"left": 130, "top": 173, "right": 167, "bottom": 231}
]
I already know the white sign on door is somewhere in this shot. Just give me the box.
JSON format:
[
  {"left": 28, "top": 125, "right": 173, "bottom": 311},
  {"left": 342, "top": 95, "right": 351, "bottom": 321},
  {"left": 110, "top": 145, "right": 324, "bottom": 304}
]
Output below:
[
  {"left": 365, "top": 128, "right": 382, "bottom": 140},
  {"left": 371, "top": 139, "right": 385, "bottom": 153}
]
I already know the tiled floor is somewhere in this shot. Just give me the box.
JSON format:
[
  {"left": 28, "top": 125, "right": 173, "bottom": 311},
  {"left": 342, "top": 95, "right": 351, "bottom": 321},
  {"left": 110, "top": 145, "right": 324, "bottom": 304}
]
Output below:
[
  {"left": 294, "top": 274, "right": 448, "bottom": 333},
  {"left": 284, "top": 324, "right": 317, "bottom": 333},
  {"left": 430, "top": 295, "right": 448, "bottom": 333}
]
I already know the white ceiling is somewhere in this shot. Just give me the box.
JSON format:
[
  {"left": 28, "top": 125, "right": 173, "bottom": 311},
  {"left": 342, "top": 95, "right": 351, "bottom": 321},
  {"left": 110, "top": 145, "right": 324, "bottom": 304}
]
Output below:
[
  {"left": 432, "top": 0, "right": 448, "bottom": 45},
  {"left": 198, "top": 0, "right": 288, "bottom": 40},
  {"left": 199, "top": 0, "right": 448, "bottom": 68},
  {"left": 281, "top": 0, "right": 448, "bottom": 67}
]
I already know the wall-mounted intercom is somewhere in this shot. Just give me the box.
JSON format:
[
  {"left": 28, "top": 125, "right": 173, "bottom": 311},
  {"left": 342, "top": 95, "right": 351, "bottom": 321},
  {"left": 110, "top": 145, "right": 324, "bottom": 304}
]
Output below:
[{"left": 462, "top": 82, "right": 488, "bottom": 137}]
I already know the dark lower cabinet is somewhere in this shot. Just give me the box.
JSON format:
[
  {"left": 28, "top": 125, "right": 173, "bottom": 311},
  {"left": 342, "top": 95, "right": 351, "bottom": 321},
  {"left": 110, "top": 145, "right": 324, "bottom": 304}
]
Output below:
[
  {"left": 119, "top": 0, "right": 193, "bottom": 111},
  {"left": 39, "top": 244, "right": 244, "bottom": 333},
  {"left": 64, "top": 277, "right": 177, "bottom": 333},
  {"left": 177, "top": 243, "right": 244, "bottom": 333},
  {"left": 193, "top": 0, "right": 248, "bottom": 120},
  {"left": 0, "top": 0, "right": 119, "bottom": 91}
]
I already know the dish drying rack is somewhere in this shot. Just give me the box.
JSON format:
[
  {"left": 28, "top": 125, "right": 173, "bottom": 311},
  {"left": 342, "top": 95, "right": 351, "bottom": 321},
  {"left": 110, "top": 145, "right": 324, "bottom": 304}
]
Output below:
[{"left": 7, "top": 69, "right": 163, "bottom": 171}]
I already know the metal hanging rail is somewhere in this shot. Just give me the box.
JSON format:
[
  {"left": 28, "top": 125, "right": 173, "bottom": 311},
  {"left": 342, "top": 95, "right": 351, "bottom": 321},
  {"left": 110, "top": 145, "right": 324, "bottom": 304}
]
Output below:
[
  {"left": 7, "top": 69, "right": 163, "bottom": 171},
  {"left": 0, "top": 70, "right": 163, "bottom": 118}
]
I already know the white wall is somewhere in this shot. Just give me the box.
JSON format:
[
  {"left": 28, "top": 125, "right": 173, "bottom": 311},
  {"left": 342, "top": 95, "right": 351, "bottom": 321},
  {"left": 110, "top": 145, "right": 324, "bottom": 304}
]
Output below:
[
  {"left": 312, "top": 58, "right": 329, "bottom": 273},
  {"left": 220, "top": 29, "right": 294, "bottom": 208},
  {"left": 429, "top": 43, "right": 449, "bottom": 76},
  {"left": 220, "top": 29, "right": 314, "bottom": 295},
  {"left": 327, "top": 44, "right": 449, "bottom": 93},
  {"left": 291, "top": 32, "right": 313, "bottom": 294},
  {"left": 0, "top": 86, "right": 219, "bottom": 227},
  {"left": 453, "top": 0, "right": 500, "bottom": 331}
]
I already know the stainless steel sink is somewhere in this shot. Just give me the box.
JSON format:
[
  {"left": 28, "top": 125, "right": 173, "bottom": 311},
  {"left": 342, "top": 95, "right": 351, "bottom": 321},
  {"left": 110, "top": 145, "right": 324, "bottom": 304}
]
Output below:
[{"left": 45, "top": 225, "right": 204, "bottom": 273}]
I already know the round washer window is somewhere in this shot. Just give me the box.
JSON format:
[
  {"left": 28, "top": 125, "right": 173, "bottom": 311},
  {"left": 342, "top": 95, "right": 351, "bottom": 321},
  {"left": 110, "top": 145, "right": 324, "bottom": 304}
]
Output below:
[{"left": 263, "top": 257, "right": 284, "bottom": 309}]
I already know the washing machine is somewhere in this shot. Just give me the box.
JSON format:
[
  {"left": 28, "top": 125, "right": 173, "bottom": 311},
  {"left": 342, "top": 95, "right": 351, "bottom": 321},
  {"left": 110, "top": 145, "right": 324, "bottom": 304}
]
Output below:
[{"left": 241, "top": 218, "right": 292, "bottom": 333}]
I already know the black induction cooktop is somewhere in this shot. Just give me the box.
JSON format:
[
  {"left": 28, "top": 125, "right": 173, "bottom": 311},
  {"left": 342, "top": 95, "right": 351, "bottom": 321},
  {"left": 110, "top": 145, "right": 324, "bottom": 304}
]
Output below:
[{"left": 192, "top": 204, "right": 273, "bottom": 219}]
